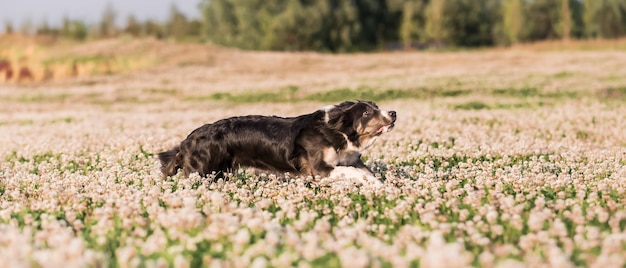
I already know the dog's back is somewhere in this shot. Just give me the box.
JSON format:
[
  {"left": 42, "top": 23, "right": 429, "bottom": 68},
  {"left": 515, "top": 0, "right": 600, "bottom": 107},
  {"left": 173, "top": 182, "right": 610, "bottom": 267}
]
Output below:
[{"left": 160, "top": 113, "right": 316, "bottom": 177}]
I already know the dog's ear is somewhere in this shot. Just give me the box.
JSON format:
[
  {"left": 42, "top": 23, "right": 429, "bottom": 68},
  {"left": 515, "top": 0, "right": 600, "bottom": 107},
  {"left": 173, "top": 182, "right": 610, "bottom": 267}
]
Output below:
[
  {"left": 326, "top": 101, "right": 356, "bottom": 130},
  {"left": 349, "top": 102, "right": 370, "bottom": 131},
  {"left": 327, "top": 101, "right": 354, "bottom": 123},
  {"left": 357, "top": 99, "right": 378, "bottom": 108},
  {"left": 335, "top": 101, "right": 356, "bottom": 111}
]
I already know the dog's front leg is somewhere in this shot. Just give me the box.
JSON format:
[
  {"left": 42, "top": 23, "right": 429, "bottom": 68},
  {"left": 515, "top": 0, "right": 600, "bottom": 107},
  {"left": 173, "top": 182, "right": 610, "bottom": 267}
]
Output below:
[
  {"left": 350, "top": 158, "right": 374, "bottom": 175},
  {"left": 339, "top": 151, "right": 374, "bottom": 175},
  {"left": 307, "top": 150, "right": 334, "bottom": 178},
  {"left": 328, "top": 166, "right": 380, "bottom": 186},
  {"left": 332, "top": 151, "right": 380, "bottom": 185}
]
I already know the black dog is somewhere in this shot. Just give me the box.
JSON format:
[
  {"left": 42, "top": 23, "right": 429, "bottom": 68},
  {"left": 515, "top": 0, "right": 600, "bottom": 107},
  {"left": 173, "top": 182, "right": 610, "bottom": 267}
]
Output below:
[{"left": 158, "top": 100, "right": 396, "bottom": 179}]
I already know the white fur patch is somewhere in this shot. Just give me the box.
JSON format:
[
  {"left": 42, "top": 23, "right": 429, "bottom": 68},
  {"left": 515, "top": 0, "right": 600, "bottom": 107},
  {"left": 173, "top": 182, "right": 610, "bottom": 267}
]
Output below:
[
  {"left": 360, "top": 136, "right": 378, "bottom": 150},
  {"left": 323, "top": 147, "right": 339, "bottom": 166},
  {"left": 341, "top": 133, "right": 377, "bottom": 152},
  {"left": 381, "top": 109, "right": 392, "bottom": 121},
  {"left": 341, "top": 133, "right": 359, "bottom": 151},
  {"left": 319, "top": 105, "right": 334, "bottom": 123},
  {"left": 328, "top": 166, "right": 381, "bottom": 186}
]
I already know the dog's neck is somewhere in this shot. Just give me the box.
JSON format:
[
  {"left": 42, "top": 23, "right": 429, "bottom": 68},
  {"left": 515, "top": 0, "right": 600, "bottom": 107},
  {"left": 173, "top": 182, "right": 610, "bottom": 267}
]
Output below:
[{"left": 340, "top": 132, "right": 377, "bottom": 152}]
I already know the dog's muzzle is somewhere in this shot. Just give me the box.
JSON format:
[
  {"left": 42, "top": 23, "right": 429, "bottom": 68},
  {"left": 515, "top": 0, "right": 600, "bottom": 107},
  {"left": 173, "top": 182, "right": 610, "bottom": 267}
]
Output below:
[{"left": 376, "top": 111, "right": 397, "bottom": 134}]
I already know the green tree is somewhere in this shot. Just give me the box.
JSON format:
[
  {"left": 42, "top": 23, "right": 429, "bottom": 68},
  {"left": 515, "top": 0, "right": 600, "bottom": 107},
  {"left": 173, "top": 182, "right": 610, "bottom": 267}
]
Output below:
[
  {"left": 560, "top": 0, "right": 572, "bottom": 40},
  {"left": 60, "top": 18, "right": 88, "bottom": 40},
  {"left": 200, "top": 0, "right": 362, "bottom": 52},
  {"left": 19, "top": 19, "right": 34, "bottom": 35},
  {"left": 201, "top": 0, "right": 243, "bottom": 47},
  {"left": 99, "top": 3, "right": 117, "bottom": 38},
  {"left": 443, "top": 0, "right": 500, "bottom": 47},
  {"left": 61, "top": 17, "right": 71, "bottom": 37},
  {"left": 502, "top": 0, "right": 522, "bottom": 44},
  {"left": 167, "top": 4, "right": 189, "bottom": 40},
  {"left": 4, "top": 21, "right": 14, "bottom": 34},
  {"left": 143, "top": 20, "right": 165, "bottom": 39},
  {"left": 36, "top": 19, "right": 58, "bottom": 36},
  {"left": 186, "top": 20, "right": 203, "bottom": 38},
  {"left": 124, "top": 15, "right": 142, "bottom": 37},
  {"left": 327, "top": 0, "right": 361, "bottom": 52},
  {"left": 584, "top": 0, "right": 626, "bottom": 38},
  {"left": 522, "top": 0, "right": 560, "bottom": 41},
  {"left": 424, "top": 0, "right": 447, "bottom": 46},
  {"left": 351, "top": 0, "right": 400, "bottom": 50},
  {"left": 398, "top": 0, "right": 429, "bottom": 49},
  {"left": 400, "top": 1, "right": 415, "bottom": 49},
  {"left": 265, "top": 1, "right": 325, "bottom": 51},
  {"left": 72, "top": 21, "right": 88, "bottom": 40},
  {"left": 584, "top": 0, "right": 600, "bottom": 37},
  {"left": 194, "top": 0, "right": 623, "bottom": 51}
]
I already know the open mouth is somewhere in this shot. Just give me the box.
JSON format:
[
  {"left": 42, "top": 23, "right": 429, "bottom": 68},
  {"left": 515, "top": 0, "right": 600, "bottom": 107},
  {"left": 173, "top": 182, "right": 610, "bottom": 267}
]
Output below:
[{"left": 376, "top": 123, "right": 395, "bottom": 134}]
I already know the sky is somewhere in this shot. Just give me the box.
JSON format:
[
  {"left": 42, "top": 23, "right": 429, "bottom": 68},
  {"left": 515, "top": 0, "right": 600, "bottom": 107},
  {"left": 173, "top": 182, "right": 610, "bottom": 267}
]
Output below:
[{"left": 0, "top": 0, "right": 202, "bottom": 29}]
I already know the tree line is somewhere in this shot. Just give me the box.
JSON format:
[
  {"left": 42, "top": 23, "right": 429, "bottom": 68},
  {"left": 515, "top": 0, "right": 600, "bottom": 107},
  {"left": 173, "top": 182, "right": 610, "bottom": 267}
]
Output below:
[
  {"left": 201, "top": 0, "right": 626, "bottom": 52},
  {"left": 3, "top": 4, "right": 202, "bottom": 42},
  {"left": 4, "top": 1, "right": 626, "bottom": 52}
]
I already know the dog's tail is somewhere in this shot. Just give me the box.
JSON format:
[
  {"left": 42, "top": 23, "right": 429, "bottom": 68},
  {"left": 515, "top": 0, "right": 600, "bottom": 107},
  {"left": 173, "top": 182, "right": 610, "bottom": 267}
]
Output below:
[{"left": 158, "top": 146, "right": 181, "bottom": 177}]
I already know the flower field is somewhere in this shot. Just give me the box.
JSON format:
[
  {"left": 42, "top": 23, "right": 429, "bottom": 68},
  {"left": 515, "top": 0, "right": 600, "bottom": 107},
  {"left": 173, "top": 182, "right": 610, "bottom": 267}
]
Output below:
[{"left": 1, "top": 45, "right": 626, "bottom": 267}]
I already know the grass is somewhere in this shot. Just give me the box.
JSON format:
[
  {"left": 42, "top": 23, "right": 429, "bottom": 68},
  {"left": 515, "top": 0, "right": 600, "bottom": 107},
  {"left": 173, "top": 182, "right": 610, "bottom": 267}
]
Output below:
[
  {"left": 491, "top": 87, "right": 540, "bottom": 98},
  {"left": 142, "top": 88, "right": 179, "bottom": 95},
  {"left": 2, "top": 40, "right": 626, "bottom": 267},
  {"left": 597, "top": 86, "right": 626, "bottom": 100},
  {"left": 2, "top": 111, "right": 625, "bottom": 266},
  {"left": 184, "top": 85, "right": 584, "bottom": 105},
  {"left": 304, "top": 87, "right": 468, "bottom": 102},
  {"left": 185, "top": 85, "right": 299, "bottom": 103},
  {"left": 454, "top": 101, "right": 491, "bottom": 110}
]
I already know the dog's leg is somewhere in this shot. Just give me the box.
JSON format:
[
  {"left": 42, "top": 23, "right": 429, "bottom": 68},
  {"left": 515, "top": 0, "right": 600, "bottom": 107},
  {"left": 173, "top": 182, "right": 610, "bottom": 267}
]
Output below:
[
  {"left": 350, "top": 158, "right": 375, "bottom": 175},
  {"left": 329, "top": 166, "right": 381, "bottom": 186},
  {"left": 307, "top": 150, "right": 334, "bottom": 177}
]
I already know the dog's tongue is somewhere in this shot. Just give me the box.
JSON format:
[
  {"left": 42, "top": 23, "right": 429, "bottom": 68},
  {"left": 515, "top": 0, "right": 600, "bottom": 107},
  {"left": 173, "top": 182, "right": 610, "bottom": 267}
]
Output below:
[{"left": 377, "top": 125, "right": 391, "bottom": 134}]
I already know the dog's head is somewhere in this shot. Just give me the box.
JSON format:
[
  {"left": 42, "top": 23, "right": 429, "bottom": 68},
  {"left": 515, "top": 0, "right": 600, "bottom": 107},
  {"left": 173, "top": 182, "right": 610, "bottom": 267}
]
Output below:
[{"left": 325, "top": 100, "right": 397, "bottom": 139}]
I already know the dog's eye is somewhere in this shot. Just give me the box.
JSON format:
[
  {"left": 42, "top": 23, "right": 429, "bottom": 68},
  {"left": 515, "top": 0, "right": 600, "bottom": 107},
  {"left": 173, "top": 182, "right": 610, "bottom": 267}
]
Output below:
[{"left": 363, "top": 110, "right": 370, "bottom": 116}]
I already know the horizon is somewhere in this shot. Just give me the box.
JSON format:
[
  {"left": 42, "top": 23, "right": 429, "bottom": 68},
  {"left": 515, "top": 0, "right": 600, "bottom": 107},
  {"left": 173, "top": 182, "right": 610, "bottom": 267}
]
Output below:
[{"left": 0, "top": 0, "right": 202, "bottom": 29}]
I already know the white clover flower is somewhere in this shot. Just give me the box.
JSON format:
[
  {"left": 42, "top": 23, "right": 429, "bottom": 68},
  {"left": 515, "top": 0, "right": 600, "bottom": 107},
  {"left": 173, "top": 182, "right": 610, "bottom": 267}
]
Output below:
[
  {"left": 479, "top": 251, "right": 495, "bottom": 268},
  {"left": 234, "top": 228, "right": 250, "bottom": 246},
  {"left": 115, "top": 246, "right": 137, "bottom": 268},
  {"left": 527, "top": 212, "right": 545, "bottom": 232},
  {"left": 338, "top": 247, "right": 370, "bottom": 268},
  {"left": 3, "top": 60, "right": 626, "bottom": 267},
  {"left": 590, "top": 254, "right": 626, "bottom": 268},
  {"left": 485, "top": 209, "right": 498, "bottom": 224},
  {"left": 549, "top": 218, "right": 568, "bottom": 238}
]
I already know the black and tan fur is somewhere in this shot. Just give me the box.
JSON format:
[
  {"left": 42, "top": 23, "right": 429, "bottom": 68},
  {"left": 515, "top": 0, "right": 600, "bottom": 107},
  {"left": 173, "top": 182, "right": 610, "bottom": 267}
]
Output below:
[{"left": 158, "top": 100, "right": 396, "bottom": 179}]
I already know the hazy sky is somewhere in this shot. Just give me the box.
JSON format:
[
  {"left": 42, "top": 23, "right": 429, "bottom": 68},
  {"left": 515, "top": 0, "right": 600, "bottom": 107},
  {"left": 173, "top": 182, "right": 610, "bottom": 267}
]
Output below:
[{"left": 0, "top": 0, "right": 202, "bottom": 28}]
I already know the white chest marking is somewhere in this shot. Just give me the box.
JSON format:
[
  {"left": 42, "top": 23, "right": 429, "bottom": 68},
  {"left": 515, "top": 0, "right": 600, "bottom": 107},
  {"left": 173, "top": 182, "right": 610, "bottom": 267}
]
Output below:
[
  {"left": 360, "top": 136, "right": 378, "bottom": 151},
  {"left": 323, "top": 147, "right": 339, "bottom": 166},
  {"left": 340, "top": 133, "right": 378, "bottom": 152},
  {"left": 341, "top": 133, "right": 359, "bottom": 151}
]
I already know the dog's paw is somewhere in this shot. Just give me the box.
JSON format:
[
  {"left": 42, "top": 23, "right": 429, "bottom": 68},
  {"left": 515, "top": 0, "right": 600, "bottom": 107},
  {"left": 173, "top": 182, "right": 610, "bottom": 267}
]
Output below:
[{"left": 328, "top": 166, "right": 382, "bottom": 187}]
